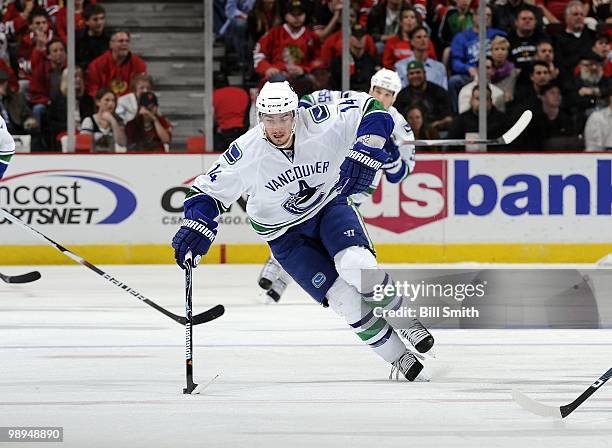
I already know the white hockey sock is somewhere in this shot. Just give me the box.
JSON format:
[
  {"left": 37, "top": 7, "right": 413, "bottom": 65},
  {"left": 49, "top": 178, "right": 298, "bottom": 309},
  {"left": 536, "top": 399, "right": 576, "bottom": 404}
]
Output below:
[{"left": 327, "top": 277, "right": 405, "bottom": 363}]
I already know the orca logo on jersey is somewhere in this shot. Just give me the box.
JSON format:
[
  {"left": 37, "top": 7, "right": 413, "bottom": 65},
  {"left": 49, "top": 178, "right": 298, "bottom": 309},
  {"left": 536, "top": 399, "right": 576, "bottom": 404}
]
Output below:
[{"left": 282, "top": 179, "right": 327, "bottom": 215}]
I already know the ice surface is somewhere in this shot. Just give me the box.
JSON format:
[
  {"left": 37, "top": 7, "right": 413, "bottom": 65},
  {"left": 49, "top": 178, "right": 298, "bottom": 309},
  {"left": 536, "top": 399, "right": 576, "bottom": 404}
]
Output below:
[{"left": 1, "top": 264, "right": 611, "bottom": 448}]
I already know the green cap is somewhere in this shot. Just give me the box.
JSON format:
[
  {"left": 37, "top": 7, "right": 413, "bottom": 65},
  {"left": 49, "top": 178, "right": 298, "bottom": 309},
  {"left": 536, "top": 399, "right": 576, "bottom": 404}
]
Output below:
[{"left": 406, "top": 60, "right": 425, "bottom": 71}]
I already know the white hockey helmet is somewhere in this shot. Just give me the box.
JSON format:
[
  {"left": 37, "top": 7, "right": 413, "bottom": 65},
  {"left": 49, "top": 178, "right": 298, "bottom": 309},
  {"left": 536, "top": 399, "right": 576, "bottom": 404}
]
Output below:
[
  {"left": 256, "top": 81, "right": 299, "bottom": 116},
  {"left": 370, "top": 68, "right": 402, "bottom": 102},
  {"left": 256, "top": 81, "right": 299, "bottom": 148}
]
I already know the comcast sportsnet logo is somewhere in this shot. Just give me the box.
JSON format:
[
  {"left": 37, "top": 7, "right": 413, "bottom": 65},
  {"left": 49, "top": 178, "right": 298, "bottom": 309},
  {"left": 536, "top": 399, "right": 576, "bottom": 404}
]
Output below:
[
  {"left": 363, "top": 160, "right": 448, "bottom": 233},
  {"left": 0, "top": 169, "right": 137, "bottom": 225}
]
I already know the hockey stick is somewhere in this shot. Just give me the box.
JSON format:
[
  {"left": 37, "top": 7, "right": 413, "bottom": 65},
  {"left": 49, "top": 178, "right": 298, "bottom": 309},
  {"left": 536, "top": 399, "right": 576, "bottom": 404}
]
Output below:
[
  {"left": 183, "top": 251, "right": 198, "bottom": 394},
  {"left": 512, "top": 366, "right": 612, "bottom": 418},
  {"left": 0, "top": 270, "right": 41, "bottom": 284},
  {"left": 0, "top": 207, "right": 224, "bottom": 326},
  {"left": 405, "top": 110, "right": 533, "bottom": 147}
]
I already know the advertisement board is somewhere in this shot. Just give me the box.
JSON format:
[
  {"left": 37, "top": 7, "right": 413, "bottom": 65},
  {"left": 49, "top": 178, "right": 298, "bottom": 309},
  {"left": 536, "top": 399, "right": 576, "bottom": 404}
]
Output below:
[{"left": 1, "top": 153, "right": 611, "bottom": 264}]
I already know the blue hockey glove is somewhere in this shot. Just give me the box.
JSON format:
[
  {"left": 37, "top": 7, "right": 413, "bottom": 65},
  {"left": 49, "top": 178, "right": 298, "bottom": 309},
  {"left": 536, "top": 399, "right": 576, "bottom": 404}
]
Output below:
[
  {"left": 336, "top": 141, "right": 390, "bottom": 196},
  {"left": 381, "top": 143, "right": 409, "bottom": 184},
  {"left": 172, "top": 208, "right": 218, "bottom": 269}
]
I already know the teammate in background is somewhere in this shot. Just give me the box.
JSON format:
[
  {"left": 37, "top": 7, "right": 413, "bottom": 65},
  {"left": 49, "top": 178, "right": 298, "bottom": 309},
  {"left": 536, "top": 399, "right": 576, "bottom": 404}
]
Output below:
[
  {"left": 259, "top": 69, "right": 415, "bottom": 303},
  {"left": 0, "top": 116, "right": 16, "bottom": 180},
  {"left": 172, "top": 80, "right": 434, "bottom": 382}
]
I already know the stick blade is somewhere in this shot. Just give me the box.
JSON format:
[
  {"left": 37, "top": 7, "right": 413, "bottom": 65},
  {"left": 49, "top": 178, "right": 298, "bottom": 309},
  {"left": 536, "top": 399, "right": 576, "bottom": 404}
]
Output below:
[
  {"left": 193, "top": 304, "right": 225, "bottom": 325},
  {"left": 502, "top": 110, "right": 533, "bottom": 144},
  {"left": 0, "top": 271, "right": 42, "bottom": 284},
  {"left": 512, "top": 389, "right": 563, "bottom": 419}
]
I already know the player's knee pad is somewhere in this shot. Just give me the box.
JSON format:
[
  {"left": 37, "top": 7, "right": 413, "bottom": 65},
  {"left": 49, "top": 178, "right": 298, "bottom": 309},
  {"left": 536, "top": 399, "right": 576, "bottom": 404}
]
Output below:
[
  {"left": 326, "top": 277, "right": 364, "bottom": 323},
  {"left": 334, "top": 246, "right": 382, "bottom": 293}
]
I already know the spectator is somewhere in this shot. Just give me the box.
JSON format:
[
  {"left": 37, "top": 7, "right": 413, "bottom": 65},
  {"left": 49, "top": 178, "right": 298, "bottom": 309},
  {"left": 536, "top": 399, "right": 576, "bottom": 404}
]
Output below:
[
  {"left": 309, "top": 58, "right": 332, "bottom": 90},
  {"left": 534, "top": 40, "right": 559, "bottom": 81},
  {"left": 320, "top": 4, "right": 377, "bottom": 67},
  {"left": 125, "top": 91, "right": 171, "bottom": 152},
  {"left": 212, "top": 71, "right": 249, "bottom": 151},
  {"left": 247, "top": 0, "right": 282, "bottom": 44},
  {"left": 448, "top": 85, "right": 508, "bottom": 149},
  {"left": 86, "top": 30, "right": 147, "bottom": 97},
  {"left": 81, "top": 87, "right": 127, "bottom": 152},
  {"left": 252, "top": 0, "right": 320, "bottom": 83},
  {"left": 448, "top": 5, "right": 505, "bottom": 113},
  {"left": 554, "top": 1, "right": 596, "bottom": 79},
  {"left": 330, "top": 23, "right": 377, "bottom": 91},
  {"left": 507, "top": 8, "right": 545, "bottom": 70},
  {"left": 565, "top": 51, "right": 611, "bottom": 128},
  {"left": 395, "top": 60, "right": 453, "bottom": 131},
  {"left": 382, "top": 7, "right": 436, "bottom": 69},
  {"left": 0, "top": 33, "right": 19, "bottom": 92},
  {"left": 29, "top": 39, "right": 66, "bottom": 146},
  {"left": 529, "top": 82, "right": 577, "bottom": 150},
  {"left": 213, "top": 0, "right": 227, "bottom": 36},
  {"left": 395, "top": 26, "right": 447, "bottom": 89},
  {"left": 48, "top": 66, "right": 95, "bottom": 149},
  {"left": 311, "top": 0, "right": 343, "bottom": 41},
  {"left": 366, "top": 0, "right": 403, "bottom": 54},
  {"left": 2, "top": 0, "right": 35, "bottom": 45},
  {"left": 115, "top": 73, "right": 154, "bottom": 124},
  {"left": 493, "top": 0, "right": 546, "bottom": 33},
  {"left": 404, "top": 103, "right": 440, "bottom": 151},
  {"left": 438, "top": 0, "right": 473, "bottom": 49},
  {"left": 0, "top": 69, "right": 38, "bottom": 136},
  {"left": 536, "top": 0, "right": 585, "bottom": 23},
  {"left": 590, "top": 0, "right": 611, "bottom": 22},
  {"left": 589, "top": 32, "right": 612, "bottom": 77},
  {"left": 18, "top": 7, "right": 53, "bottom": 65},
  {"left": 490, "top": 35, "right": 517, "bottom": 102},
  {"left": 584, "top": 92, "right": 612, "bottom": 151},
  {"left": 511, "top": 60, "right": 551, "bottom": 113},
  {"left": 222, "top": 0, "right": 256, "bottom": 72},
  {"left": 458, "top": 57, "right": 506, "bottom": 113},
  {"left": 76, "top": 4, "right": 109, "bottom": 70},
  {"left": 55, "top": 0, "right": 93, "bottom": 43}
]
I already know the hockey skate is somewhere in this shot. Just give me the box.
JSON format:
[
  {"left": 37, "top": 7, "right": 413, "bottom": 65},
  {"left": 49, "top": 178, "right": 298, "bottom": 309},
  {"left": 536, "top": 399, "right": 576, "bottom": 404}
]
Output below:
[
  {"left": 258, "top": 256, "right": 282, "bottom": 290},
  {"left": 389, "top": 349, "right": 430, "bottom": 382},
  {"left": 399, "top": 319, "right": 434, "bottom": 353},
  {"left": 266, "top": 277, "right": 288, "bottom": 302}
]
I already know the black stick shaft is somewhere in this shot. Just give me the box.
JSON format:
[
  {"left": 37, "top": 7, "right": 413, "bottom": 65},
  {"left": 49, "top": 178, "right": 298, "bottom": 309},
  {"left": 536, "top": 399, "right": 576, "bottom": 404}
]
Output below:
[
  {"left": 183, "top": 254, "right": 198, "bottom": 394},
  {"left": 0, "top": 207, "right": 222, "bottom": 326},
  {"left": 560, "top": 367, "right": 612, "bottom": 417}
]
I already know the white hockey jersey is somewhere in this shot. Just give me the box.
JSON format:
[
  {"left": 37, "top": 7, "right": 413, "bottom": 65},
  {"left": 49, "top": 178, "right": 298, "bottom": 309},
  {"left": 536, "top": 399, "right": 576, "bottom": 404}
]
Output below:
[
  {"left": 300, "top": 89, "right": 416, "bottom": 203},
  {"left": 0, "top": 116, "right": 16, "bottom": 179},
  {"left": 189, "top": 94, "right": 392, "bottom": 241}
]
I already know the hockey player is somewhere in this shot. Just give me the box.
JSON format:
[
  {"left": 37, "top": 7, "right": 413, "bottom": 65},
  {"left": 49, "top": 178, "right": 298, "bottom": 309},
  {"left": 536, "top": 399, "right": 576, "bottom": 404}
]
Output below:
[
  {"left": 259, "top": 69, "right": 415, "bottom": 303},
  {"left": 0, "top": 116, "right": 16, "bottom": 180},
  {"left": 172, "top": 80, "right": 434, "bottom": 381}
]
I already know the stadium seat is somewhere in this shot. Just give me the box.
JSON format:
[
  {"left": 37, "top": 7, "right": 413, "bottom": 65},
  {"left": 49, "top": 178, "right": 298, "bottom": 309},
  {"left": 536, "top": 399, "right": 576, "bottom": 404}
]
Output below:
[{"left": 186, "top": 135, "right": 205, "bottom": 153}]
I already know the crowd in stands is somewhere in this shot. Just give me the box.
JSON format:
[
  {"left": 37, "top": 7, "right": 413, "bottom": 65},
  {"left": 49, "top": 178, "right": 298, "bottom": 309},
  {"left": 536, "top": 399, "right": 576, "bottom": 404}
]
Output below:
[
  {"left": 0, "top": 0, "right": 171, "bottom": 152},
  {"left": 213, "top": 0, "right": 612, "bottom": 151}
]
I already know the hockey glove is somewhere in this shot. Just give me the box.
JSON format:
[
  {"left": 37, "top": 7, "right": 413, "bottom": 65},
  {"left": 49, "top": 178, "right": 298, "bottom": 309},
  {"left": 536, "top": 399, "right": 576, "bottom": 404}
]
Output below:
[
  {"left": 336, "top": 141, "right": 390, "bottom": 196},
  {"left": 172, "top": 208, "right": 218, "bottom": 269},
  {"left": 381, "top": 143, "right": 409, "bottom": 184}
]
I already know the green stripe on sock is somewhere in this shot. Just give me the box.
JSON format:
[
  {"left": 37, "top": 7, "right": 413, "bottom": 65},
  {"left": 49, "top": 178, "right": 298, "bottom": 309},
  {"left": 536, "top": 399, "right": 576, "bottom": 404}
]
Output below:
[{"left": 356, "top": 317, "right": 386, "bottom": 341}]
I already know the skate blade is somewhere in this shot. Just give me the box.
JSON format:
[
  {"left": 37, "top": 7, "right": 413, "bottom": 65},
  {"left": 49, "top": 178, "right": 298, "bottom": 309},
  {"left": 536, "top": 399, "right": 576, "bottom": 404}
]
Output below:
[{"left": 406, "top": 347, "right": 450, "bottom": 381}]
